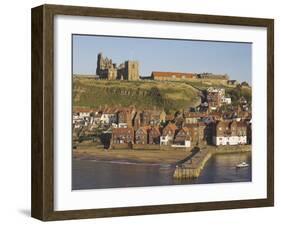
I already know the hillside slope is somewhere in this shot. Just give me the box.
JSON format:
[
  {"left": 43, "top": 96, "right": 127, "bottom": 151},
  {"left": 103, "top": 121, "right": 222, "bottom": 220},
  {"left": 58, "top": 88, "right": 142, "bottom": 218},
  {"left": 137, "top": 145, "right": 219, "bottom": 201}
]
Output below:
[
  {"left": 183, "top": 79, "right": 252, "bottom": 104},
  {"left": 73, "top": 77, "right": 201, "bottom": 113}
]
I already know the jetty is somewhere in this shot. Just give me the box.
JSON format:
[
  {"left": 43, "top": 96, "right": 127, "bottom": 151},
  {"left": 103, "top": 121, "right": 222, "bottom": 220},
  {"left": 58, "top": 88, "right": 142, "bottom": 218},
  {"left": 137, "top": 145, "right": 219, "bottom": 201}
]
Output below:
[
  {"left": 173, "top": 145, "right": 251, "bottom": 179},
  {"left": 173, "top": 147, "right": 212, "bottom": 179}
]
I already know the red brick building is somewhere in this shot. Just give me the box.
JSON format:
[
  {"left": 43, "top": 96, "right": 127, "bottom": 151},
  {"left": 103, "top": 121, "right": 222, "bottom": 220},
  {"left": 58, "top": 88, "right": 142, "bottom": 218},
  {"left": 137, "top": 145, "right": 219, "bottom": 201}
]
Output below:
[
  {"left": 135, "top": 126, "right": 149, "bottom": 144},
  {"left": 183, "top": 112, "right": 207, "bottom": 124},
  {"left": 206, "top": 87, "right": 225, "bottom": 110},
  {"left": 174, "top": 127, "right": 191, "bottom": 145},
  {"left": 117, "top": 107, "right": 136, "bottom": 126},
  {"left": 111, "top": 127, "right": 134, "bottom": 144},
  {"left": 183, "top": 122, "right": 206, "bottom": 145},
  {"left": 148, "top": 127, "right": 161, "bottom": 144},
  {"left": 212, "top": 120, "right": 247, "bottom": 145}
]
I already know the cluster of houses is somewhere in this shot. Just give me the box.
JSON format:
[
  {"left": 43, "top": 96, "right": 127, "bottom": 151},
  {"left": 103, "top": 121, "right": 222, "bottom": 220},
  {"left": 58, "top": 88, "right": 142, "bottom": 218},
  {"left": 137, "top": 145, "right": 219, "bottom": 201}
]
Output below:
[
  {"left": 110, "top": 115, "right": 251, "bottom": 148},
  {"left": 73, "top": 106, "right": 166, "bottom": 130},
  {"left": 73, "top": 90, "right": 251, "bottom": 149}
]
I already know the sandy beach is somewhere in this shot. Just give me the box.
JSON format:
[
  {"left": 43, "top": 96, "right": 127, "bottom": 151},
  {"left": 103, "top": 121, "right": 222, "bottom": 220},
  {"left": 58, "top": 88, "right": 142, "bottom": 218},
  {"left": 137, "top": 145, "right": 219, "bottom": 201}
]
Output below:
[
  {"left": 73, "top": 146, "right": 192, "bottom": 165},
  {"left": 73, "top": 144, "right": 251, "bottom": 165}
]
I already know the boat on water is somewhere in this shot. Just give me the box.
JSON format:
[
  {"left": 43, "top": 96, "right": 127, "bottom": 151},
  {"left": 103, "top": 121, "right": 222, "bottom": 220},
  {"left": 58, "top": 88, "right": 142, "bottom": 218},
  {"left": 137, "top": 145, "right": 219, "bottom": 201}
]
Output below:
[{"left": 236, "top": 161, "right": 249, "bottom": 168}]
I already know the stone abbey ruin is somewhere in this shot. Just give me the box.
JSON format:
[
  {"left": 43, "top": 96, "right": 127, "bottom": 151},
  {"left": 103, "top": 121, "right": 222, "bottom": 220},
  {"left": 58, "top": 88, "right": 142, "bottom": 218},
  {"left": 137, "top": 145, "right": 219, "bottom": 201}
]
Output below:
[{"left": 96, "top": 53, "right": 140, "bottom": 80}]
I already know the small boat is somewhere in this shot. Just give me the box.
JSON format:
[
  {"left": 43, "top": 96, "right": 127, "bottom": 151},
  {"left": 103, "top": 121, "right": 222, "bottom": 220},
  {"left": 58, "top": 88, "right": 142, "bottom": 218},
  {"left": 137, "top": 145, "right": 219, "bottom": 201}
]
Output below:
[{"left": 236, "top": 162, "right": 249, "bottom": 168}]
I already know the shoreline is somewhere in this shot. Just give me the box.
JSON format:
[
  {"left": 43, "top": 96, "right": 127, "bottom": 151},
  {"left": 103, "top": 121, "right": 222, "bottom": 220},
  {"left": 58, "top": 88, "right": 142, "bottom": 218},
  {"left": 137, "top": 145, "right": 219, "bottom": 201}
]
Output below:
[
  {"left": 73, "top": 148, "right": 190, "bottom": 165},
  {"left": 73, "top": 158, "right": 172, "bottom": 167},
  {"left": 73, "top": 145, "right": 252, "bottom": 166}
]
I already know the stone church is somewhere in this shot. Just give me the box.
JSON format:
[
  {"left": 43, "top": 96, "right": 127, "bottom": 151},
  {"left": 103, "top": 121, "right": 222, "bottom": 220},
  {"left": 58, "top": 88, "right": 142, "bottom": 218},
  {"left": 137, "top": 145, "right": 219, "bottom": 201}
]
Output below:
[{"left": 96, "top": 53, "right": 139, "bottom": 80}]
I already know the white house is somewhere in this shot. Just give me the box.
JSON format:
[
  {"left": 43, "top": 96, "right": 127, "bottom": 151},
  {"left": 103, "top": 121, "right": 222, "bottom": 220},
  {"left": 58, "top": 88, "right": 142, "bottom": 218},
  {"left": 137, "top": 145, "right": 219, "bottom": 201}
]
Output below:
[
  {"left": 78, "top": 111, "right": 91, "bottom": 118},
  {"left": 222, "top": 97, "right": 232, "bottom": 104},
  {"left": 213, "top": 135, "right": 247, "bottom": 146},
  {"left": 100, "top": 113, "right": 117, "bottom": 124},
  {"left": 100, "top": 108, "right": 117, "bottom": 124},
  {"left": 160, "top": 135, "right": 170, "bottom": 146}
]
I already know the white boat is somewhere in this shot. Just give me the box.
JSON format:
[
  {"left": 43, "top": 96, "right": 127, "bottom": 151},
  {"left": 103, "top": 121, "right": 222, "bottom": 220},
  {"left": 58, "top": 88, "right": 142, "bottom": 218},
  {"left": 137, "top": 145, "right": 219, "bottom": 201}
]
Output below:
[{"left": 236, "top": 162, "right": 249, "bottom": 168}]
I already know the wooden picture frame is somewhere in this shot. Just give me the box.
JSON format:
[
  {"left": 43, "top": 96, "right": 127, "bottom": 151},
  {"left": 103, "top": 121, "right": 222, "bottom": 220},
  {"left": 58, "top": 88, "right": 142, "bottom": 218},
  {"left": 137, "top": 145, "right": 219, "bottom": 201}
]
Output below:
[{"left": 31, "top": 4, "right": 274, "bottom": 221}]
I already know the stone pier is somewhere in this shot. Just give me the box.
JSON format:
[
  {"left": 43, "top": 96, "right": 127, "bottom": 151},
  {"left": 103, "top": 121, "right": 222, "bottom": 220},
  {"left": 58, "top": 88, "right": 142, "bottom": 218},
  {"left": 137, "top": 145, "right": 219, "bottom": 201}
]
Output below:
[
  {"left": 173, "top": 148, "right": 212, "bottom": 179},
  {"left": 173, "top": 145, "right": 251, "bottom": 179}
]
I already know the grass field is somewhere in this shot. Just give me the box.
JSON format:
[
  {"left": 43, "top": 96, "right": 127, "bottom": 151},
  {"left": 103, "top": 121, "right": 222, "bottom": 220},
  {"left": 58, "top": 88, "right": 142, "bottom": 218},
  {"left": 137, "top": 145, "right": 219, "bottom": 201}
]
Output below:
[
  {"left": 73, "top": 77, "right": 201, "bottom": 113},
  {"left": 73, "top": 76, "right": 252, "bottom": 112}
]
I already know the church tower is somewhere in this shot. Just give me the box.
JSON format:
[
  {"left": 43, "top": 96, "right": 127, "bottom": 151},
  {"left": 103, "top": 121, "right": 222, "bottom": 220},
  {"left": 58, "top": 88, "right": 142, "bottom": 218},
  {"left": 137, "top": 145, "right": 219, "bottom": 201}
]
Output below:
[
  {"left": 96, "top": 52, "right": 103, "bottom": 75},
  {"left": 125, "top": 61, "right": 139, "bottom": 80}
]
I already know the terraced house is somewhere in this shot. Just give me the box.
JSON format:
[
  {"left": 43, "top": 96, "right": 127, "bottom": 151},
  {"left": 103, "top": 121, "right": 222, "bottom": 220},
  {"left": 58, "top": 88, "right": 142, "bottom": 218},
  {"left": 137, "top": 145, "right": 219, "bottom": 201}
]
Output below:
[
  {"left": 183, "top": 112, "right": 207, "bottom": 124},
  {"left": 213, "top": 120, "right": 247, "bottom": 146},
  {"left": 135, "top": 126, "right": 149, "bottom": 144},
  {"left": 183, "top": 122, "right": 206, "bottom": 145},
  {"left": 100, "top": 108, "right": 118, "bottom": 124},
  {"left": 174, "top": 127, "right": 191, "bottom": 147},
  {"left": 117, "top": 107, "right": 136, "bottom": 127},
  {"left": 148, "top": 127, "right": 161, "bottom": 144},
  {"left": 111, "top": 127, "right": 134, "bottom": 145},
  {"left": 160, "top": 123, "right": 177, "bottom": 145}
]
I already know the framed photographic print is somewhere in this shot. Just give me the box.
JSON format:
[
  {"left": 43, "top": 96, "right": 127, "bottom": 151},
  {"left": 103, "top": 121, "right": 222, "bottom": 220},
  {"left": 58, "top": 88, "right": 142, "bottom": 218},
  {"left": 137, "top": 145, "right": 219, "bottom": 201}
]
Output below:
[{"left": 31, "top": 4, "right": 274, "bottom": 221}]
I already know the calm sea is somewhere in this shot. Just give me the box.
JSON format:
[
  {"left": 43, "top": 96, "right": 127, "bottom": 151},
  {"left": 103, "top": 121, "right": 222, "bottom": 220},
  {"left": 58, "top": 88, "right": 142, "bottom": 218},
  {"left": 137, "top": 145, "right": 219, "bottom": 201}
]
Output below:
[{"left": 72, "top": 152, "right": 252, "bottom": 190}]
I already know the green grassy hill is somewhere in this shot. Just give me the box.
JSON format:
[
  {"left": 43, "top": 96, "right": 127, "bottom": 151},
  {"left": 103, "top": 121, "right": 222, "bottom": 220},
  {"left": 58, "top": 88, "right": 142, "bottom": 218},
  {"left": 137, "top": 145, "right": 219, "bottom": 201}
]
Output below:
[{"left": 73, "top": 77, "right": 201, "bottom": 114}]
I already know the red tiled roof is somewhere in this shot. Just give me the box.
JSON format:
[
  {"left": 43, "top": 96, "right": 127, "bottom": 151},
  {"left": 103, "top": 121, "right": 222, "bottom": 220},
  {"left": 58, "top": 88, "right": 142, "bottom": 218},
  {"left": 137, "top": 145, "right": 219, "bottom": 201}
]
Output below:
[
  {"left": 112, "top": 127, "right": 134, "bottom": 133},
  {"left": 102, "top": 107, "right": 118, "bottom": 114},
  {"left": 175, "top": 127, "right": 191, "bottom": 140},
  {"left": 164, "top": 123, "right": 177, "bottom": 131},
  {"left": 136, "top": 126, "right": 151, "bottom": 134},
  {"left": 215, "top": 120, "right": 229, "bottom": 128},
  {"left": 237, "top": 121, "right": 247, "bottom": 127},
  {"left": 149, "top": 126, "right": 161, "bottom": 135},
  {"left": 198, "top": 122, "right": 206, "bottom": 126},
  {"left": 152, "top": 71, "right": 196, "bottom": 78},
  {"left": 181, "top": 127, "right": 190, "bottom": 133},
  {"left": 117, "top": 107, "right": 136, "bottom": 113},
  {"left": 184, "top": 112, "right": 207, "bottom": 118},
  {"left": 185, "top": 123, "right": 199, "bottom": 128}
]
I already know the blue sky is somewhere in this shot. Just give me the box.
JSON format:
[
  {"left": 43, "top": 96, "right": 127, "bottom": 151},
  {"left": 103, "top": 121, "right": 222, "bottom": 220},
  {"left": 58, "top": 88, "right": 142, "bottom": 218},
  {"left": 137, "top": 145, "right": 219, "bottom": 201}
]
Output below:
[{"left": 72, "top": 35, "right": 252, "bottom": 84}]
